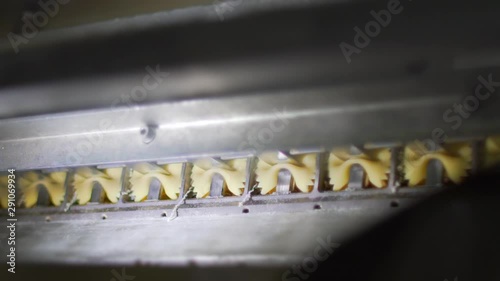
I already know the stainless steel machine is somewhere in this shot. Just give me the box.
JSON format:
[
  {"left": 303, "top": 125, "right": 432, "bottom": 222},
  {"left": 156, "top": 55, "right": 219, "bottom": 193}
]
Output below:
[{"left": 1, "top": 0, "right": 500, "bottom": 280}]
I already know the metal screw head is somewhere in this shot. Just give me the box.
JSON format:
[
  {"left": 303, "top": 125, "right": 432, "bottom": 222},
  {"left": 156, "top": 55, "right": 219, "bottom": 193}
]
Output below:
[{"left": 141, "top": 124, "right": 158, "bottom": 144}]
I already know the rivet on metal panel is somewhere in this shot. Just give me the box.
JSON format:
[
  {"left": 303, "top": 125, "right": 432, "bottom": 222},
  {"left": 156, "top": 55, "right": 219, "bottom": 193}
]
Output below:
[{"left": 140, "top": 124, "right": 158, "bottom": 144}]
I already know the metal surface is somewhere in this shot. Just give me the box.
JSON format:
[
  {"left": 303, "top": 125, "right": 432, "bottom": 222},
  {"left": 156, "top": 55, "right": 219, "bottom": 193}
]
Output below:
[
  {"left": 0, "top": 190, "right": 430, "bottom": 266},
  {"left": 2, "top": 144, "right": 441, "bottom": 267},
  {"left": 0, "top": 0, "right": 499, "bottom": 119},
  {"left": 2, "top": 79, "right": 499, "bottom": 171},
  {"left": 0, "top": 204, "right": 385, "bottom": 266},
  {"left": 2, "top": 136, "right": 455, "bottom": 223},
  {"left": 1, "top": 0, "right": 500, "bottom": 171},
  {"left": 1, "top": 0, "right": 499, "bottom": 272}
]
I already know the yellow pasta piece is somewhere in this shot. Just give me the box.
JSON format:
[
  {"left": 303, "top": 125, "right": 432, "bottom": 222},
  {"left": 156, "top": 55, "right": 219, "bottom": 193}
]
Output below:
[
  {"left": 18, "top": 171, "right": 67, "bottom": 208},
  {"left": 404, "top": 141, "right": 471, "bottom": 186},
  {"left": 129, "top": 163, "right": 183, "bottom": 201},
  {"left": 328, "top": 148, "right": 391, "bottom": 191},
  {"left": 191, "top": 158, "right": 247, "bottom": 198},
  {"left": 0, "top": 176, "right": 9, "bottom": 208},
  {"left": 256, "top": 153, "right": 316, "bottom": 194},
  {"left": 73, "top": 167, "right": 122, "bottom": 204},
  {"left": 484, "top": 136, "right": 500, "bottom": 168}
]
